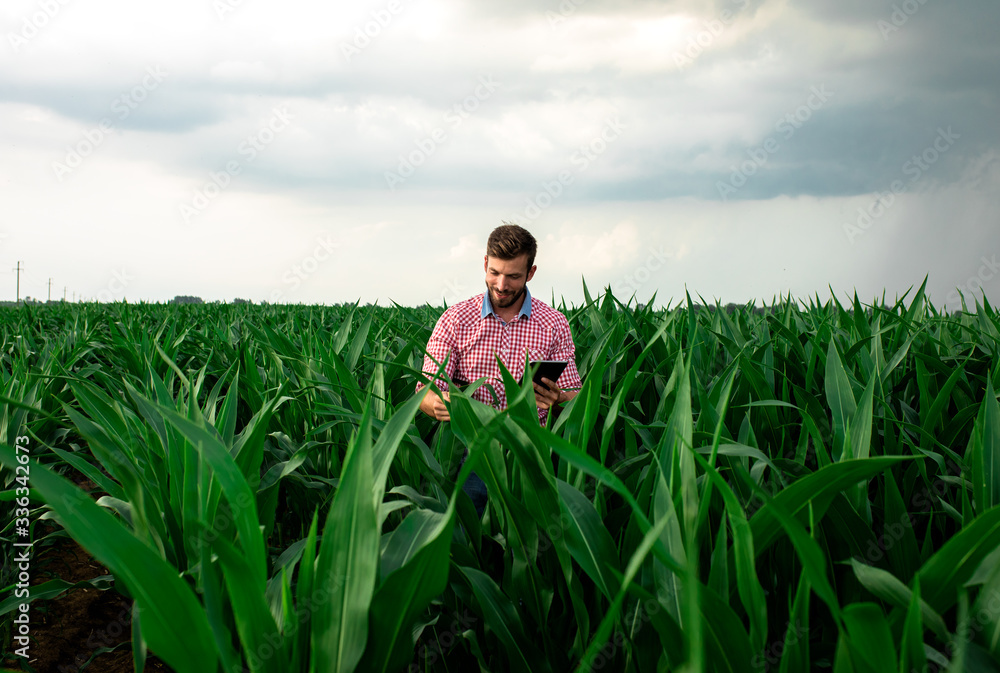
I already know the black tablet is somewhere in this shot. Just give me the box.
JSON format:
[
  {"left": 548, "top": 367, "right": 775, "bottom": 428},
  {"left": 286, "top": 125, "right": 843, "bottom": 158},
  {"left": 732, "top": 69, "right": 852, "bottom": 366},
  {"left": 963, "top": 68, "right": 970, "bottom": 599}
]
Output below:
[{"left": 529, "top": 360, "right": 568, "bottom": 386}]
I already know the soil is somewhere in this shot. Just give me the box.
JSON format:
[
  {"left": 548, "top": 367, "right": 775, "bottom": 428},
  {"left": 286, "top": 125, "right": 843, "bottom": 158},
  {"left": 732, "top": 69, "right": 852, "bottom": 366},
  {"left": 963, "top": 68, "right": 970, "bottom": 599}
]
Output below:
[{"left": 2, "top": 474, "right": 172, "bottom": 673}]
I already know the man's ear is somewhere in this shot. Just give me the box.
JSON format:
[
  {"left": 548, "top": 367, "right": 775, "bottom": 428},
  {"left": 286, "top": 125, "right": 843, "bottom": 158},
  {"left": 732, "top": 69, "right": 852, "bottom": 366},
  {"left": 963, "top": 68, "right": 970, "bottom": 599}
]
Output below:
[
  {"left": 484, "top": 255, "right": 489, "bottom": 272},
  {"left": 526, "top": 265, "right": 536, "bottom": 282}
]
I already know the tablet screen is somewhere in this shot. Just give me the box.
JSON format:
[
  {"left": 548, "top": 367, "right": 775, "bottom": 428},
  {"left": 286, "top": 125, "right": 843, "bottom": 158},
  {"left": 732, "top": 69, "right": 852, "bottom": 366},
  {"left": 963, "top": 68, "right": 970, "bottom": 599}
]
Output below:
[{"left": 529, "top": 360, "right": 568, "bottom": 386}]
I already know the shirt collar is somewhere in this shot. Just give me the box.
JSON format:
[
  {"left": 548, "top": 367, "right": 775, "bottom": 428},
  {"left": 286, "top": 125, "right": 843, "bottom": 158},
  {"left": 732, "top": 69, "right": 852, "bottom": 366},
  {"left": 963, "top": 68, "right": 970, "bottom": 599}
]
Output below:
[{"left": 482, "top": 286, "right": 532, "bottom": 320}]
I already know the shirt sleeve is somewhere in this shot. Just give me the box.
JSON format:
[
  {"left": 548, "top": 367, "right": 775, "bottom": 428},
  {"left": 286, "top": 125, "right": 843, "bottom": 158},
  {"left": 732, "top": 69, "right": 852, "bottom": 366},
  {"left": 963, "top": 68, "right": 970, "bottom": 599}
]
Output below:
[
  {"left": 415, "top": 310, "right": 458, "bottom": 394},
  {"left": 551, "top": 316, "right": 583, "bottom": 391}
]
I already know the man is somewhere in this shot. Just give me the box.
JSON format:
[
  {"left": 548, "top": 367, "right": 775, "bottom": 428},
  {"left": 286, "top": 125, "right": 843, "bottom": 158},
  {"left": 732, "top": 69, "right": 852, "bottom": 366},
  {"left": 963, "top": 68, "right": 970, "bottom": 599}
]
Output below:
[{"left": 415, "top": 223, "right": 582, "bottom": 515}]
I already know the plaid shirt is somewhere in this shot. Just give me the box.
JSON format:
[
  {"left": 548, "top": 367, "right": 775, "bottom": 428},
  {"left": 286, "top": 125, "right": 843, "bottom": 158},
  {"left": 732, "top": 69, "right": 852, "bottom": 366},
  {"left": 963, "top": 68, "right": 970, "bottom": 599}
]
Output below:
[{"left": 416, "top": 287, "right": 583, "bottom": 422}]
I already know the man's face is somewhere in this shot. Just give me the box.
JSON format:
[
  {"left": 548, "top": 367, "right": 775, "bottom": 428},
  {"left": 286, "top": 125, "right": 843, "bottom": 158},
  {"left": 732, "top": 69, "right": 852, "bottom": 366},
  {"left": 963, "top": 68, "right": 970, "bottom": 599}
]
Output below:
[{"left": 484, "top": 254, "right": 536, "bottom": 310}]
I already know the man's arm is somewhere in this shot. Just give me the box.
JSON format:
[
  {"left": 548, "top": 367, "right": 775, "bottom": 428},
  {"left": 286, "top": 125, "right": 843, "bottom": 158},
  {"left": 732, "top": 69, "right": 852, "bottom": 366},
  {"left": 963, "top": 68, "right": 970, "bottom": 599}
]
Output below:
[
  {"left": 419, "top": 386, "right": 451, "bottom": 421},
  {"left": 416, "top": 310, "right": 458, "bottom": 420}
]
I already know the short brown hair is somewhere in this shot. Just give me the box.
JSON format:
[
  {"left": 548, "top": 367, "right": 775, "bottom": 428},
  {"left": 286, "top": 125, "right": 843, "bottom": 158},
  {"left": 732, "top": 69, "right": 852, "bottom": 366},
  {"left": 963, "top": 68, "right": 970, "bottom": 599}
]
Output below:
[{"left": 486, "top": 222, "right": 537, "bottom": 270}]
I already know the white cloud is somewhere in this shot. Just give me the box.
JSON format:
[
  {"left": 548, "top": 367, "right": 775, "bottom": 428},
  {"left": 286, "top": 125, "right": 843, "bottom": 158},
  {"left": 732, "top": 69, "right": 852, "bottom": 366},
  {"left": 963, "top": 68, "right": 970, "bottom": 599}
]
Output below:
[
  {"left": 449, "top": 234, "right": 479, "bottom": 259},
  {"left": 1, "top": 0, "right": 997, "bottom": 308}
]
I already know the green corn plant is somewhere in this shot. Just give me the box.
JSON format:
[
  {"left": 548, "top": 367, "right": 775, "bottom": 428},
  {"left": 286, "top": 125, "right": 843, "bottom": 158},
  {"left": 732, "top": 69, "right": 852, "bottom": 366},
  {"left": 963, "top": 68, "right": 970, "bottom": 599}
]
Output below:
[{"left": 3, "top": 283, "right": 1000, "bottom": 672}]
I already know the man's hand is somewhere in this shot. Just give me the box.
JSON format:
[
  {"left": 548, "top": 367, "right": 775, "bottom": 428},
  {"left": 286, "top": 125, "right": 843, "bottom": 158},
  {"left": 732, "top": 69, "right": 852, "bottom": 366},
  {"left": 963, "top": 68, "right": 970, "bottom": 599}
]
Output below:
[
  {"left": 419, "top": 386, "right": 451, "bottom": 421},
  {"left": 533, "top": 377, "right": 563, "bottom": 410}
]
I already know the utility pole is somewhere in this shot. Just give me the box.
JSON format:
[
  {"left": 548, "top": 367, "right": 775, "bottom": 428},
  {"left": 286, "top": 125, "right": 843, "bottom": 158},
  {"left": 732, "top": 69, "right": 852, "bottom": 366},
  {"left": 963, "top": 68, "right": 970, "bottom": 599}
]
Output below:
[
  {"left": 13, "top": 261, "right": 22, "bottom": 303},
  {"left": 48, "top": 278, "right": 52, "bottom": 302},
  {"left": 63, "top": 286, "right": 67, "bottom": 301}
]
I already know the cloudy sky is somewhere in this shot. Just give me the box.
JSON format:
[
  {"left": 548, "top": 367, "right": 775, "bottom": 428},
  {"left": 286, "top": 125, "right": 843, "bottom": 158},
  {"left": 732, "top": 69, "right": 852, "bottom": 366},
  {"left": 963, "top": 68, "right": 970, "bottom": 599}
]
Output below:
[{"left": 1, "top": 0, "right": 997, "bottom": 309}]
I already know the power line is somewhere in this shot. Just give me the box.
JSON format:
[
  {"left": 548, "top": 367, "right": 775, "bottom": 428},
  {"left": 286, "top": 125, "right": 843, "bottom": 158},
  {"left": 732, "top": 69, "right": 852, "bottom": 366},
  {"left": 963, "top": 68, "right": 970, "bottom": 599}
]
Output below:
[{"left": 12, "top": 261, "right": 22, "bottom": 303}]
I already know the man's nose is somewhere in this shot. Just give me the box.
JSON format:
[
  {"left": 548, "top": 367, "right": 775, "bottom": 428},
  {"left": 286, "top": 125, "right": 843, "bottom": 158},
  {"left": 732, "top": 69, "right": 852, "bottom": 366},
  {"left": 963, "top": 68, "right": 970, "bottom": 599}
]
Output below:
[{"left": 496, "top": 277, "right": 507, "bottom": 291}]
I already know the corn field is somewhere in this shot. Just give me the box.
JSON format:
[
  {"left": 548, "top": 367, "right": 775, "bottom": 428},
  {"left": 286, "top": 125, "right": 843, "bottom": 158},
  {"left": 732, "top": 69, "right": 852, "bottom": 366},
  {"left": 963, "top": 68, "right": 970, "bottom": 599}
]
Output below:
[{"left": 3, "top": 279, "right": 1000, "bottom": 672}]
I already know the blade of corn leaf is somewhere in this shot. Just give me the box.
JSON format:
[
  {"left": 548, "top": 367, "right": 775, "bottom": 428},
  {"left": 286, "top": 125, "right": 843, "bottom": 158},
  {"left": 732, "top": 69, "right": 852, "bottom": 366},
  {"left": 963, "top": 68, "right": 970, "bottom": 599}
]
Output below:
[
  {"left": 0, "top": 444, "right": 219, "bottom": 673},
  {"left": 972, "top": 377, "right": 1000, "bottom": 513},
  {"left": 200, "top": 537, "right": 241, "bottom": 673},
  {"left": 556, "top": 478, "right": 621, "bottom": 601},
  {"left": 899, "top": 577, "right": 928, "bottom": 673},
  {"left": 777, "top": 571, "right": 811, "bottom": 673},
  {"left": 690, "top": 448, "right": 768, "bottom": 653},
  {"left": 848, "top": 558, "right": 948, "bottom": 639},
  {"left": 210, "top": 531, "right": 282, "bottom": 673},
  {"left": 296, "top": 511, "right": 320, "bottom": 668},
  {"left": 574, "top": 515, "right": 672, "bottom": 673},
  {"left": 917, "top": 502, "right": 1000, "bottom": 614},
  {"left": 698, "top": 584, "right": 755, "bottom": 673},
  {"left": 361, "top": 504, "right": 455, "bottom": 672},
  {"left": 312, "top": 403, "right": 379, "bottom": 673},
  {"left": 750, "top": 457, "right": 913, "bottom": 556},
  {"left": 826, "top": 340, "right": 857, "bottom": 462},
  {"left": 154, "top": 401, "right": 267, "bottom": 588},
  {"left": 460, "top": 565, "right": 552, "bottom": 673},
  {"left": 840, "top": 602, "right": 897, "bottom": 673}
]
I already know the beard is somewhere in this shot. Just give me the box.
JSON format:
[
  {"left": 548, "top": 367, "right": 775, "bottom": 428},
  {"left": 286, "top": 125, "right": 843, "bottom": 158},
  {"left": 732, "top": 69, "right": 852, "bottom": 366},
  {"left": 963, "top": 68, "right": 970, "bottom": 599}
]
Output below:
[{"left": 488, "top": 283, "right": 525, "bottom": 309}]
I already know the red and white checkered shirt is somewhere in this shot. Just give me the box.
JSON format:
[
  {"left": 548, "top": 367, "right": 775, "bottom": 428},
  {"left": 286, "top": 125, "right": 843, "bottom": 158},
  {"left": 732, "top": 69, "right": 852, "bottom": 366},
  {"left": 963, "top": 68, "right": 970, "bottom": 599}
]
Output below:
[{"left": 416, "top": 288, "right": 583, "bottom": 423}]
